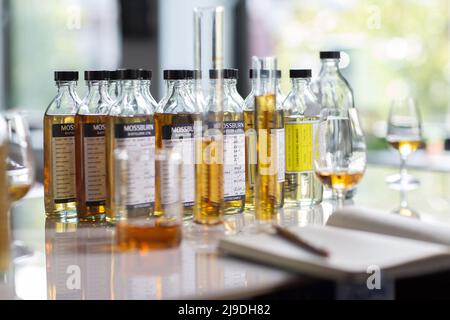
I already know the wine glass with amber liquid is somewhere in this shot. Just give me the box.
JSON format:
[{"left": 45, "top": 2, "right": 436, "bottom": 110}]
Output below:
[
  {"left": 4, "top": 112, "right": 35, "bottom": 204},
  {"left": 314, "top": 109, "right": 367, "bottom": 208},
  {"left": 385, "top": 97, "right": 423, "bottom": 191}
]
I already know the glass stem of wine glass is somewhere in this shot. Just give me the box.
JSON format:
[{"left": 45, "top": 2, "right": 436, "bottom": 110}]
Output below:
[
  {"left": 335, "top": 189, "right": 346, "bottom": 210},
  {"left": 400, "top": 154, "right": 408, "bottom": 187}
]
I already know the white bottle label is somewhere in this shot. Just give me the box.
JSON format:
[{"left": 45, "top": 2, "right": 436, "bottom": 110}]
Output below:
[
  {"left": 52, "top": 124, "right": 76, "bottom": 202},
  {"left": 273, "top": 128, "right": 285, "bottom": 182},
  {"left": 224, "top": 121, "right": 246, "bottom": 201},
  {"left": 83, "top": 123, "right": 106, "bottom": 205},
  {"left": 114, "top": 122, "right": 155, "bottom": 209},
  {"left": 162, "top": 124, "right": 195, "bottom": 207}
]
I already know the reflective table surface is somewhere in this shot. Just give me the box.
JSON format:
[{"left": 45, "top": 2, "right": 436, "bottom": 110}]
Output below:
[{"left": 2, "top": 165, "right": 450, "bottom": 300}]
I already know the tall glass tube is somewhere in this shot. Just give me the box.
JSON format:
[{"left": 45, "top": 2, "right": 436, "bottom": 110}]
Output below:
[{"left": 253, "top": 57, "right": 283, "bottom": 221}]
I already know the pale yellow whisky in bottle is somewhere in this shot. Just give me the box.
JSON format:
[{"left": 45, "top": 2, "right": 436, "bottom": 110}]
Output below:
[
  {"left": 194, "top": 112, "right": 224, "bottom": 225},
  {"left": 223, "top": 112, "right": 245, "bottom": 214},
  {"left": 254, "top": 94, "right": 284, "bottom": 221},
  {"left": 282, "top": 69, "right": 323, "bottom": 207},
  {"left": 244, "top": 109, "right": 256, "bottom": 210}
]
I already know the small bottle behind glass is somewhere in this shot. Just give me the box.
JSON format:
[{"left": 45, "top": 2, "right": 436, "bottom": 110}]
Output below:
[
  {"left": 283, "top": 69, "right": 323, "bottom": 207},
  {"left": 44, "top": 71, "right": 80, "bottom": 219},
  {"left": 211, "top": 69, "right": 245, "bottom": 214},
  {"left": 116, "top": 149, "right": 182, "bottom": 251},
  {"left": 105, "top": 69, "right": 155, "bottom": 222},
  {"left": 155, "top": 70, "right": 199, "bottom": 218},
  {"left": 75, "top": 70, "right": 112, "bottom": 221}
]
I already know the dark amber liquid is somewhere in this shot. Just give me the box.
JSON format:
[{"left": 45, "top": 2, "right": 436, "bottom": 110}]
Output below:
[
  {"left": 116, "top": 219, "right": 181, "bottom": 251},
  {"left": 75, "top": 114, "right": 106, "bottom": 221}
]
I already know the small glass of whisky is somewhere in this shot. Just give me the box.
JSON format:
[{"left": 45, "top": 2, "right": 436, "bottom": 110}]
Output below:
[
  {"left": 385, "top": 97, "right": 423, "bottom": 191},
  {"left": 314, "top": 108, "right": 367, "bottom": 208},
  {"left": 116, "top": 149, "right": 183, "bottom": 251},
  {"left": 4, "top": 112, "right": 35, "bottom": 204}
]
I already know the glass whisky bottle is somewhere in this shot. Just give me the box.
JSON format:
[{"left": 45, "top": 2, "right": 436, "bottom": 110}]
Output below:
[
  {"left": 44, "top": 71, "right": 81, "bottom": 218},
  {"left": 75, "top": 70, "right": 112, "bottom": 221},
  {"left": 312, "top": 51, "right": 359, "bottom": 199},
  {"left": 105, "top": 69, "right": 155, "bottom": 222},
  {"left": 194, "top": 70, "right": 225, "bottom": 225},
  {"left": 209, "top": 69, "right": 245, "bottom": 214},
  {"left": 154, "top": 70, "right": 199, "bottom": 218},
  {"left": 283, "top": 69, "right": 323, "bottom": 207}
]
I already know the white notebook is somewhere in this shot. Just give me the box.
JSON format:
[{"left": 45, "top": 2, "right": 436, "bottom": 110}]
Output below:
[{"left": 218, "top": 207, "right": 450, "bottom": 281}]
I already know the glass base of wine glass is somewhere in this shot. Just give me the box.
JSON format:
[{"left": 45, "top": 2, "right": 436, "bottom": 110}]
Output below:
[
  {"left": 385, "top": 173, "right": 420, "bottom": 191},
  {"left": 391, "top": 206, "right": 420, "bottom": 219}
]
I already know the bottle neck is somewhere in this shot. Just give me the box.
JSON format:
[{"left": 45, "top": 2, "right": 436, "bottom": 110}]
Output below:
[
  {"left": 319, "top": 59, "right": 340, "bottom": 75},
  {"left": 291, "top": 78, "right": 310, "bottom": 91},
  {"left": 86, "top": 80, "right": 110, "bottom": 97},
  {"left": 119, "top": 80, "right": 141, "bottom": 96},
  {"left": 56, "top": 81, "right": 80, "bottom": 102}
]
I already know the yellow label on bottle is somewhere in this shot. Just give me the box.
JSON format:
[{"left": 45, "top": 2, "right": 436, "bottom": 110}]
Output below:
[{"left": 285, "top": 122, "right": 314, "bottom": 172}]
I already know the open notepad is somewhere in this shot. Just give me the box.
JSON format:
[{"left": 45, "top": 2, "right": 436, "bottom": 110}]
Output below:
[{"left": 218, "top": 207, "right": 450, "bottom": 281}]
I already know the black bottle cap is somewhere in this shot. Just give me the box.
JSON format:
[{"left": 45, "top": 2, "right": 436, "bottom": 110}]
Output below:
[
  {"left": 289, "top": 69, "right": 312, "bottom": 78},
  {"left": 209, "top": 69, "right": 238, "bottom": 79},
  {"left": 163, "top": 70, "right": 188, "bottom": 80},
  {"left": 118, "top": 69, "right": 140, "bottom": 80},
  {"left": 249, "top": 69, "right": 282, "bottom": 79},
  {"left": 320, "top": 51, "right": 340, "bottom": 59},
  {"left": 54, "top": 71, "right": 78, "bottom": 81},
  {"left": 138, "top": 69, "right": 152, "bottom": 80},
  {"left": 84, "top": 70, "right": 110, "bottom": 81},
  {"left": 109, "top": 69, "right": 123, "bottom": 81}
]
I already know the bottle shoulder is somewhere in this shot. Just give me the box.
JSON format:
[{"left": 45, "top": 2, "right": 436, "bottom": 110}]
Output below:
[
  {"left": 108, "top": 93, "right": 153, "bottom": 116},
  {"left": 45, "top": 92, "right": 79, "bottom": 115}
]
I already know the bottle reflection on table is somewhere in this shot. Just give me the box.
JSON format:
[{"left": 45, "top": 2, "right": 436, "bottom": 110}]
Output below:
[{"left": 45, "top": 219, "right": 114, "bottom": 300}]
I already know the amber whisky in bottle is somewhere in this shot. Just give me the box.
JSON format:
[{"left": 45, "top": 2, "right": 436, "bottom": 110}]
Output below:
[
  {"left": 44, "top": 71, "right": 81, "bottom": 219},
  {"left": 75, "top": 71, "right": 112, "bottom": 221}
]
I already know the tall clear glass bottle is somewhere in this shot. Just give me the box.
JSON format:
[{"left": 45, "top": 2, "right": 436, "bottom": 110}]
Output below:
[
  {"left": 105, "top": 69, "right": 155, "bottom": 222},
  {"left": 209, "top": 69, "right": 245, "bottom": 214},
  {"left": 253, "top": 58, "right": 284, "bottom": 221},
  {"left": 44, "top": 71, "right": 80, "bottom": 218},
  {"left": 312, "top": 51, "right": 358, "bottom": 199},
  {"left": 75, "top": 70, "right": 112, "bottom": 221},
  {"left": 155, "top": 70, "right": 199, "bottom": 218},
  {"left": 283, "top": 69, "right": 323, "bottom": 207}
]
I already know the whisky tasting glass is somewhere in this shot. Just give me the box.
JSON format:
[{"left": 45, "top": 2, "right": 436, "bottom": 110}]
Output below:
[
  {"left": 4, "top": 112, "right": 35, "bottom": 204},
  {"left": 313, "top": 108, "right": 367, "bottom": 208},
  {"left": 116, "top": 148, "right": 183, "bottom": 251},
  {"left": 385, "top": 97, "right": 422, "bottom": 191}
]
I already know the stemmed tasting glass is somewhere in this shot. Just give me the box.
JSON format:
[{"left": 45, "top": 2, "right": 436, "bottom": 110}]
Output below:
[{"left": 385, "top": 97, "right": 423, "bottom": 190}]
